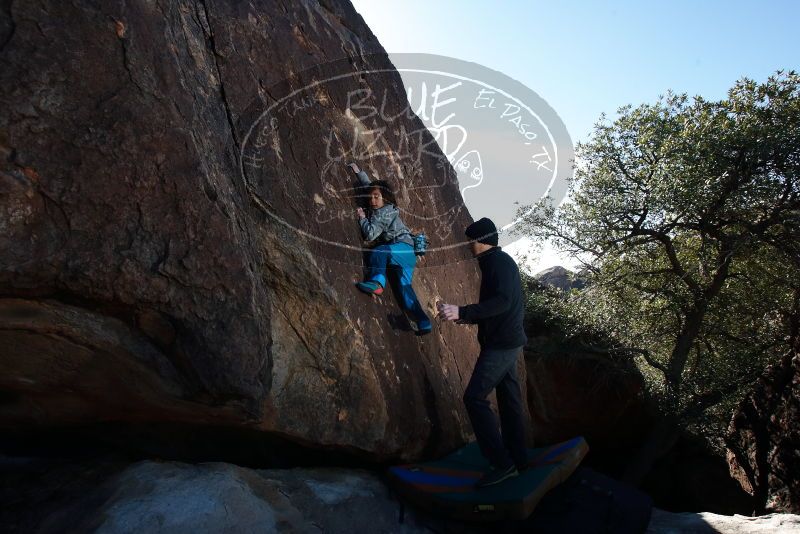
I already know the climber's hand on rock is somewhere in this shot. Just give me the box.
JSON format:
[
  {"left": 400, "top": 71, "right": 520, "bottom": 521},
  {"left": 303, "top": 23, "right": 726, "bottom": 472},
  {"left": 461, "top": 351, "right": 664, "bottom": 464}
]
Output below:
[
  {"left": 356, "top": 207, "right": 366, "bottom": 219},
  {"left": 347, "top": 162, "right": 361, "bottom": 174},
  {"left": 437, "top": 303, "right": 459, "bottom": 322}
]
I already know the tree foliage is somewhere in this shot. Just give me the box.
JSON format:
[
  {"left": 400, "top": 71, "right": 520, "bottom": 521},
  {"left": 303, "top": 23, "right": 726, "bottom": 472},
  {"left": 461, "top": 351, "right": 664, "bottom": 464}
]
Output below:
[{"left": 517, "top": 71, "right": 800, "bottom": 445}]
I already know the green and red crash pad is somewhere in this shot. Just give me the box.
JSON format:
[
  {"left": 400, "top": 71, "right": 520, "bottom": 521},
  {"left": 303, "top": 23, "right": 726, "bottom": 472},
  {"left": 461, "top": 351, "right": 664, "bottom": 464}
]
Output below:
[{"left": 387, "top": 436, "right": 589, "bottom": 521}]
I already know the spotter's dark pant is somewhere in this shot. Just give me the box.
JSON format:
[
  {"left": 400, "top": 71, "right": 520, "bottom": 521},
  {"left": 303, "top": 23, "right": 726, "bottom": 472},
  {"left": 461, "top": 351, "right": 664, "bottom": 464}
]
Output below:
[{"left": 463, "top": 346, "right": 527, "bottom": 469}]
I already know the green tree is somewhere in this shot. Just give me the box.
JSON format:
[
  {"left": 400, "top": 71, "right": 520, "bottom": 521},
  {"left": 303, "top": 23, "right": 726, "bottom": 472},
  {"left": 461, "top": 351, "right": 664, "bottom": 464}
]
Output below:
[{"left": 516, "top": 71, "right": 800, "bottom": 483}]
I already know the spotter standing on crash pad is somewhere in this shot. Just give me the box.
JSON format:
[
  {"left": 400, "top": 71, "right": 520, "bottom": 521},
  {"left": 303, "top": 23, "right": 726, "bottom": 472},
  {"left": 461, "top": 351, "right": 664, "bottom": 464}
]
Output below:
[
  {"left": 348, "top": 162, "right": 432, "bottom": 336},
  {"left": 437, "top": 217, "right": 529, "bottom": 487}
]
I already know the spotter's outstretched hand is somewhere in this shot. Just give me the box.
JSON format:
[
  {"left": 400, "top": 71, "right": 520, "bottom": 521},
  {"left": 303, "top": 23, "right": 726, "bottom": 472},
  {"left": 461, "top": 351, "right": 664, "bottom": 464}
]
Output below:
[{"left": 437, "top": 302, "right": 460, "bottom": 322}]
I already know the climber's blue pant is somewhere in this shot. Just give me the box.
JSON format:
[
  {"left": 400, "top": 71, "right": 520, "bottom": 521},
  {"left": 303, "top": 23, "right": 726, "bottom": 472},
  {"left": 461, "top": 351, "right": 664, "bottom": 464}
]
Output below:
[{"left": 366, "top": 242, "right": 431, "bottom": 330}]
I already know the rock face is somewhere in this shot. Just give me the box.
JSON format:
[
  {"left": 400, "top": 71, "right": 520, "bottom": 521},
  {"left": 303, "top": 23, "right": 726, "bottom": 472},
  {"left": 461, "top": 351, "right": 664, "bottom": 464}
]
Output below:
[
  {"left": 523, "top": 336, "right": 648, "bottom": 458},
  {"left": 641, "top": 435, "right": 756, "bottom": 516},
  {"left": 95, "top": 463, "right": 433, "bottom": 534},
  {"left": 4, "top": 460, "right": 436, "bottom": 534},
  {"left": 0, "top": 0, "right": 492, "bottom": 460},
  {"left": 727, "top": 349, "right": 800, "bottom": 513}
]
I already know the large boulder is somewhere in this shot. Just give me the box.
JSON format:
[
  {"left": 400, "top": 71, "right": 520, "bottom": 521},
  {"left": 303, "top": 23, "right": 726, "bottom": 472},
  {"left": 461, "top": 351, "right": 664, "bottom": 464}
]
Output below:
[
  {"left": 727, "top": 349, "right": 800, "bottom": 513},
  {"left": 523, "top": 336, "right": 649, "bottom": 459},
  {"left": 1, "top": 459, "right": 441, "bottom": 533},
  {"left": 0, "top": 0, "right": 488, "bottom": 460},
  {"left": 646, "top": 508, "right": 800, "bottom": 534}
]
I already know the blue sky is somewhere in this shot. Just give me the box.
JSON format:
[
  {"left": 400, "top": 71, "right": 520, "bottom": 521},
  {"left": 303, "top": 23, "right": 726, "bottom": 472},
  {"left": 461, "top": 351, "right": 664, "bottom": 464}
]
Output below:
[{"left": 350, "top": 0, "right": 799, "bottom": 271}]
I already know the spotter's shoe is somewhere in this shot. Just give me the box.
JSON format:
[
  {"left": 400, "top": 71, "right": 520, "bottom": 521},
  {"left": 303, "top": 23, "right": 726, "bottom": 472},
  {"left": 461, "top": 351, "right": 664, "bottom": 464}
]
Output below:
[{"left": 475, "top": 464, "right": 518, "bottom": 488}]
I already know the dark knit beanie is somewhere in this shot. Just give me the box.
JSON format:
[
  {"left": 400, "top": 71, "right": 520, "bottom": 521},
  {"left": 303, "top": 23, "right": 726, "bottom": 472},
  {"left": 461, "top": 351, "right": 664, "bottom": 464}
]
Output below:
[{"left": 465, "top": 217, "right": 498, "bottom": 246}]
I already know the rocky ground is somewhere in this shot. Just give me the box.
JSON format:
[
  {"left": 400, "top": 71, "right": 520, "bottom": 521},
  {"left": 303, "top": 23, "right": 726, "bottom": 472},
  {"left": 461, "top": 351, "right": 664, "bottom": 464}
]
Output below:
[{"left": 2, "top": 455, "right": 798, "bottom": 533}]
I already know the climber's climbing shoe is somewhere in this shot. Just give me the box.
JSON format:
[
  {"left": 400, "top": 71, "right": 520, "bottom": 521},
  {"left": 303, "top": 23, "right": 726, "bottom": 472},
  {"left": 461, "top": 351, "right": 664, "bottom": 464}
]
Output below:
[
  {"left": 356, "top": 280, "right": 383, "bottom": 296},
  {"left": 416, "top": 325, "right": 432, "bottom": 336},
  {"left": 411, "top": 319, "right": 433, "bottom": 336}
]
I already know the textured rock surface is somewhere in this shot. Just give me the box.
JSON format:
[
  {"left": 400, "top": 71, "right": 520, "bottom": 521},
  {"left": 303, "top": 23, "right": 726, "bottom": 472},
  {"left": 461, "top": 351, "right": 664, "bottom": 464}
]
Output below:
[
  {"left": 646, "top": 508, "right": 800, "bottom": 534},
  {"left": 727, "top": 349, "right": 800, "bottom": 513},
  {"left": 6, "top": 460, "right": 434, "bottom": 534},
  {"left": 90, "top": 463, "right": 433, "bottom": 534},
  {"left": 0, "top": 0, "right": 498, "bottom": 460},
  {"left": 523, "top": 336, "right": 648, "bottom": 454},
  {"left": 641, "top": 435, "right": 756, "bottom": 516}
]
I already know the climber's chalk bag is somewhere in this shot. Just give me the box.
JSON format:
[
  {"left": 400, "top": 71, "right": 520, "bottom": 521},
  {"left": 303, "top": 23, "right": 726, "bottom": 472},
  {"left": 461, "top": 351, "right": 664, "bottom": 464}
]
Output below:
[{"left": 413, "top": 232, "right": 428, "bottom": 256}]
